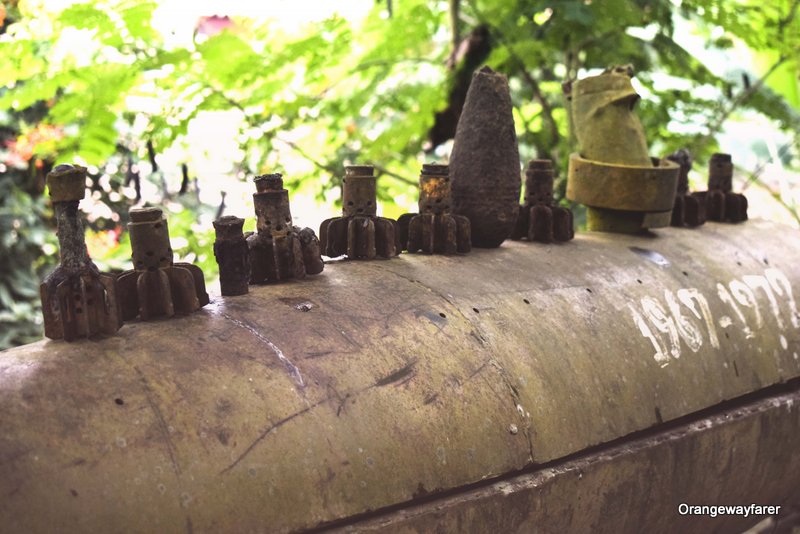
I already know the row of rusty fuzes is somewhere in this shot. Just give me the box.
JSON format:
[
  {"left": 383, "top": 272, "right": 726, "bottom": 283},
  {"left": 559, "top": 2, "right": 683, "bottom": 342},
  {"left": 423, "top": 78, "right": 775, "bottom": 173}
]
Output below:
[
  {"left": 40, "top": 164, "right": 210, "bottom": 341},
  {"left": 215, "top": 159, "right": 575, "bottom": 297},
  {"left": 39, "top": 157, "right": 567, "bottom": 341},
  {"left": 666, "top": 150, "right": 748, "bottom": 227}
]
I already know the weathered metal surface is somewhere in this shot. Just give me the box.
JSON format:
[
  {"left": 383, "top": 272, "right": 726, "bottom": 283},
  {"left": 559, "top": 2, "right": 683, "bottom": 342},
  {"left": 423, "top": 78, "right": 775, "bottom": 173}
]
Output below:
[
  {"left": 213, "top": 216, "right": 249, "bottom": 297},
  {"left": 565, "top": 67, "right": 680, "bottom": 232},
  {"left": 511, "top": 159, "right": 574, "bottom": 243},
  {"left": 398, "top": 164, "right": 471, "bottom": 255},
  {"left": 320, "top": 165, "right": 399, "bottom": 259},
  {"left": 39, "top": 164, "right": 123, "bottom": 341},
  {"left": 117, "top": 207, "right": 209, "bottom": 320},
  {"left": 667, "top": 149, "right": 705, "bottom": 228},
  {"left": 339, "top": 383, "right": 800, "bottom": 533},
  {"left": 248, "top": 174, "right": 324, "bottom": 283},
  {"left": 450, "top": 66, "right": 520, "bottom": 248},
  {"left": 693, "top": 153, "right": 749, "bottom": 224},
  {"left": 3, "top": 221, "right": 800, "bottom": 532}
]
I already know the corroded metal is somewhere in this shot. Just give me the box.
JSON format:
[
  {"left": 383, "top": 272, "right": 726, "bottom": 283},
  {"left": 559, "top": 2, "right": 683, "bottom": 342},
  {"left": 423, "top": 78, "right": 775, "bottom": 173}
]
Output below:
[
  {"left": 319, "top": 165, "right": 400, "bottom": 259},
  {"left": 342, "top": 386, "right": 800, "bottom": 533},
  {"left": 3, "top": 221, "right": 799, "bottom": 532},
  {"left": 666, "top": 149, "right": 705, "bottom": 227},
  {"left": 117, "top": 207, "right": 209, "bottom": 320},
  {"left": 450, "top": 66, "right": 520, "bottom": 248},
  {"left": 39, "top": 164, "right": 123, "bottom": 341},
  {"left": 691, "top": 153, "right": 749, "bottom": 223},
  {"left": 247, "top": 174, "right": 324, "bottom": 283},
  {"left": 565, "top": 66, "right": 679, "bottom": 233},
  {"left": 511, "top": 159, "right": 574, "bottom": 243},
  {"left": 397, "top": 163, "right": 471, "bottom": 254},
  {"left": 213, "top": 216, "right": 249, "bottom": 296}
]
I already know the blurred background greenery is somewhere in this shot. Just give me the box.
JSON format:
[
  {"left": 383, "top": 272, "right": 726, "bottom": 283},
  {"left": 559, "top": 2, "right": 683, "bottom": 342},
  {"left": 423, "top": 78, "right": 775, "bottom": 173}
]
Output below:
[{"left": 0, "top": 0, "right": 798, "bottom": 349}]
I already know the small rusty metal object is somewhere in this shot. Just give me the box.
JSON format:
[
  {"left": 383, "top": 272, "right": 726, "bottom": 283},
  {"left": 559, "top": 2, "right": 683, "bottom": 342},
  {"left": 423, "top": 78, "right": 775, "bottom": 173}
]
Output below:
[
  {"left": 511, "top": 159, "right": 574, "bottom": 243},
  {"left": 39, "top": 164, "right": 123, "bottom": 341},
  {"left": 565, "top": 66, "right": 680, "bottom": 233},
  {"left": 117, "top": 207, "right": 209, "bottom": 320},
  {"left": 247, "top": 174, "right": 324, "bottom": 283},
  {"left": 213, "top": 216, "right": 249, "bottom": 296},
  {"left": 450, "top": 66, "right": 521, "bottom": 248},
  {"left": 691, "top": 153, "right": 748, "bottom": 223},
  {"left": 666, "top": 149, "right": 705, "bottom": 228},
  {"left": 319, "top": 165, "right": 400, "bottom": 260},
  {"left": 397, "top": 163, "right": 471, "bottom": 254}
]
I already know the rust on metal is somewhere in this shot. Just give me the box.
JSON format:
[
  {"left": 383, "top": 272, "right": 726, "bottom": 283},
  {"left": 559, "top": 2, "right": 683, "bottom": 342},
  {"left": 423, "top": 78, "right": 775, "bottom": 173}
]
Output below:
[
  {"left": 4, "top": 221, "right": 800, "bottom": 532},
  {"left": 511, "top": 159, "right": 574, "bottom": 243},
  {"left": 117, "top": 207, "right": 209, "bottom": 320},
  {"left": 398, "top": 163, "right": 471, "bottom": 254},
  {"left": 565, "top": 66, "right": 679, "bottom": 233},
  {"left": 213, "top": 216, "right": 249, "bottom": 296},
  {"left": 247, "top": 174, "right": 324, "bottom": 283},
  {"left": 319, "top": 165, "right": 400, "bottom": 259},
  {"left": 666, "top": 149, "right": 706, "bottom": 228},
  {"left": 39, "top": 164, "right": 123, "bottom": 341},
  {"left": 691, "top": 153, "right": 748, "bottom": 223},
  {"left": 449, "top": 66, "right": 520, "bottom": 248}
]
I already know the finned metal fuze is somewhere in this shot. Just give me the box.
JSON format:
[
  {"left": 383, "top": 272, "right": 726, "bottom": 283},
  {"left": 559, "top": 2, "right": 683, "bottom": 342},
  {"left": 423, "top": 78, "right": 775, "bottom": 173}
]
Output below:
[
  {"left": 398, "top": 163, "right": 471, "bottom": 254},
  {"left": 39, "top": 164, "right": 123, "bottom": 341},
  {"left": 512, "top": 159, "right": 574, "bottom": 243},
  {"left": 691, "top": 153, "right": 748, "bottom": 223},
  {"left": 666, "top": 149, "right": 705, "bottom": 228},
  {"left": 117, "top": 207, "right": 209, "bottom": 320},
  {"left": 246, "top": 173, "right": 324, "bottom": 283},
  {"left": 319, "top": 165, "right": 400, "bottom": 260}
]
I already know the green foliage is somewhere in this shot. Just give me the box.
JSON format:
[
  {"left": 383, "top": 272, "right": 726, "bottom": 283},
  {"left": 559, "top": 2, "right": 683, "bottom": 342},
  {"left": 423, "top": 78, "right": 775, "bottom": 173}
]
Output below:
[{"left": 0, "top": 0, "right": 799, "bottom": 349}]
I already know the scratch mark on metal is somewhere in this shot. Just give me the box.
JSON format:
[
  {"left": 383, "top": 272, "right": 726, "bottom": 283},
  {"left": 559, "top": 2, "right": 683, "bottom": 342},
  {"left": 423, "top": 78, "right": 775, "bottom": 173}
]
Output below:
[
  {"left": 219, "top": 311, "right": 304, "bottom": 387},
  {"left": 132, "top": 365, "right": 181, "bottom": 476},
  {"left": 375, "top": 360, "right": 418, "bottom": 387}
]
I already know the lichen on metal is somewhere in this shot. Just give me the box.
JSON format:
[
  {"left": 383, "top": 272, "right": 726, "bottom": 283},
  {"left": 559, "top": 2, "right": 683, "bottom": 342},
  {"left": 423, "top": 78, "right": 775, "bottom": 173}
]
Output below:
[
  {"left": 511, "top": 159, "right": 574, "bottom": 243},
  {"left": 39, "top": 164, "right": 123, "bottom": 341},
  {"left": 117, "top": 207, "right": 210, "bottom": 320},
  {"left": 565, "top": 66, "right": 680, "bottom": 233},
  {"left": 246, "top": 173, "right": 324, "bottom": 283},
  {"left": 319, "top": 165, "right": 400, "bottom": 259},
  {"left": 397, "top": 163, "right": 471, "bottom": 254}
]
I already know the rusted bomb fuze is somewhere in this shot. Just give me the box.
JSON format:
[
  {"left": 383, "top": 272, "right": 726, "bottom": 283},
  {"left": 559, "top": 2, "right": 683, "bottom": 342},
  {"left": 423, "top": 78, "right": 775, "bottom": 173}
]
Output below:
[
  {"left": 39, "top": 164, "right": 123, "bottom": 341},
  {"left": 691, "top": 153, "right": 748, "bottom": 223},
  {"left": 319, "top": 165, "right": 400, "bottom": 260},
  {"left": 213, "top": 216, "right": 249, "bottom": 296},
  {"left": 666, "top": 149, "right": 705, "bottom": 228},
  {"left": 247, "top": 174, "right": 324, "bottom": 283},
  {"left": 117, "top": 207, "right": 209, "bottom": 320},
  {"left": 565, "top": 66, "right": 680, "bottom": 233},
  {"left": 511, "top": 159, "right": 574, "bottom": 243},
  {"left": 397, "top": 163, "right": 471, "bottom": 254},
  {"left": 450, "top": 66, "right": 521, "bottom": 248}
]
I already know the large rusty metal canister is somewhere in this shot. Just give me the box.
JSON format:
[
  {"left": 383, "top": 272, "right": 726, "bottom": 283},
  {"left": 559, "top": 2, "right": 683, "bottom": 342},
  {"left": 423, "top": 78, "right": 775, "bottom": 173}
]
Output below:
[{"left": 3, "top": 221, "right": 800, "bottom": 532}]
